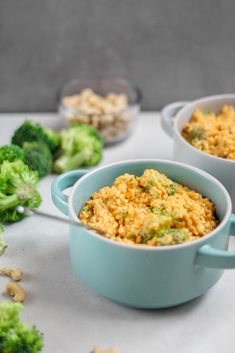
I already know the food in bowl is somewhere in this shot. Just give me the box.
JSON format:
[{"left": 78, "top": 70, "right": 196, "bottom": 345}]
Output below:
[
  {"left": 79, "top": 169, "right": 218, "bottom": 246},
  {"left": 62, "top": 88, "right": 128, "bottom": 118},
  {"left": 61, "top": 89, "right": 131, "bottom": 143},
  {"left": 59, "top": 79, "right": 141, "bottom": 144},
  {"left": 62, "top": 88, "right": 130, "bottom": 142},
  {"left": 182, "top": 105, "right": 235, "bottom": 160},
  {"left": 52, "top": 159, "right": 235, "bottom": 308}
]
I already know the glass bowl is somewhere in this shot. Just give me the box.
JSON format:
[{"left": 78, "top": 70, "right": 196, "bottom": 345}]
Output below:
[{"left": 59, "top": 78, "right": 142, "bottom": 144}]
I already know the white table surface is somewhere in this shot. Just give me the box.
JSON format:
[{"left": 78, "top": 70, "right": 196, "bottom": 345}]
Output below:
[{"left": 1, "top": 113, "right": 235, "bottom": 353}]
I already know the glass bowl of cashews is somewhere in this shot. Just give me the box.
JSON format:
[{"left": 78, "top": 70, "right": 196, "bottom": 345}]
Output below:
[{"left": 59, "top": 78, "right": 142, "bottom": 144}]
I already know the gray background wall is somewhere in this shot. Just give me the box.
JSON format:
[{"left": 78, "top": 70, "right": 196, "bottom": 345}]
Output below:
[{"left": 0, "top": 0, "right": 234, "bottom": 112}]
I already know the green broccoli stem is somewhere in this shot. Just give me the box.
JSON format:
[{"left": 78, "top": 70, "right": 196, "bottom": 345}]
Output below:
[
  {"left": 0, "top": 194, "right": 21, "bottom": 212},
  {"left": 54, "top": 148, "right": 92, "bottom": 173},
  {"left": 0, "top": 186, "right": 35, "bottom": 212}
]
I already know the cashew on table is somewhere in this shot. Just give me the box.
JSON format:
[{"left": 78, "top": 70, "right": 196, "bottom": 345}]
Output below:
[
  {"left": 5, "top": 282, "right": 26, "bottom": 303},
  {"left": 0, "top": 267, "right": 23, "bottom": 281}
]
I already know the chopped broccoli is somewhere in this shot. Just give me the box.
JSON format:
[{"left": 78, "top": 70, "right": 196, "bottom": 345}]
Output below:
[
  {"left": 81, "top": 204, "right": 90, "bottom": 213},
  {"left": 0, "top": 301, "right": 43, "bottom": 353},
  {"left": 141, "top": 175, "right": 158, "bottom": 191},
  {"left": 23, "top": 142, "right": 53, "bottom": 178},
  {"left": 0, "top": 160, "right": 41, "bottom": 222},
  {"left": 141, "top": 214, "right": 173, "bottom": 243},
  {"left": 0, "top": 144, "right": 24, "bottom": 164},
  {"left": 166, "top": 182, "right": 176, "bottom": 196},
  {"left": 187, "top": 125, "right": 206, "bottom": 142},
  {"left": 126, "top": 232, "right": 136, "bottom": 241},
  {"left": 140, "top": 169, "right": 176, "bottom": 197},
  {"left": 156, "top": 228, "right": 189, "bottom": 246},
  {"left": 53, "top": 123, "right": 103, "bottom": 173},
  {"left": 12, "top": 120, "right": 60, "bottom": 153}
]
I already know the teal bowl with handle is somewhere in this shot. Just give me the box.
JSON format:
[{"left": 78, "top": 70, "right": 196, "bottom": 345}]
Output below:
[{"left": 51, "top": 160, "right": 235, "bottom": 309}]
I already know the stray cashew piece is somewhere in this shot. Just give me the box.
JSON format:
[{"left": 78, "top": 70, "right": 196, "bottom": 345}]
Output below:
[
  {"left": 0, "top": 267, "right": 23, "bottom": 281},
  {"left": 92, "top": 347, "right": 119, "bottom": 353},
  {"left": 5, "top": 282, "right": 26, "bottom": 303}
]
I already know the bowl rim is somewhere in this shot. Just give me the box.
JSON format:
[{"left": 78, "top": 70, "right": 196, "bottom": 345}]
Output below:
[
  {"left": 59, "top": 77, "right": 142, "bottom": 116},
  {"left": 68, "top": 159, "right": 232, "bottom": 251},
  {"left": 174, "top": 93, "right": 235, "bottom": 164}
]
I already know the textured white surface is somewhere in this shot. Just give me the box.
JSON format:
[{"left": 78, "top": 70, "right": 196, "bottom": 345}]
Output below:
[{"left": 1, "top": 113, "right": 235, "bottom": 353}]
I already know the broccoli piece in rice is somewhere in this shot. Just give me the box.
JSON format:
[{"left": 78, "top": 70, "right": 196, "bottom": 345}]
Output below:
[
  {"left": 187, "top": 125, "right": 206, "bottom": 142},
  {"left": 140, "top": 169, "right": 177, "bottom": 197},
  {"left": 141, "top": 213, "right": 173, "bottom": 243},
  {"left": 156, "top": 228, "right": 189, "bottom": 246},
  {"left": 166, "top": 182, "right": 176, "bottom": 196}
]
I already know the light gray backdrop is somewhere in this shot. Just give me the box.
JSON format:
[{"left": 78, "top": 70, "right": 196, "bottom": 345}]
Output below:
[{"left": 0, "top": 0, "right": 234, "bottom": 111}]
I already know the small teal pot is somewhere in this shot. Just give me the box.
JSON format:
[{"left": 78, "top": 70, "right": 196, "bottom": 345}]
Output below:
[{"left": 51, "top": 160, "right": 235, "bottom": 309}]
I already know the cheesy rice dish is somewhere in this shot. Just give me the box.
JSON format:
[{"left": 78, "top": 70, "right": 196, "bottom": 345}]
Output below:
[
  {"left": 182, "top": 105, "right": 235, "bottom": 160},
  {"left": 79, "top": 169, "right": 218, "bottom": 246}
]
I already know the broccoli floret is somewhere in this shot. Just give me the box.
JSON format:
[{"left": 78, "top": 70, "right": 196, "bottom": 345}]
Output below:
[
  {"left": 0, "top": 160, "right": 41, "bottom": 222},
  {"left": 43, "top": 126, "right": 61, "bottom": 151},
  {"left": 12, "top": 120, "right": 60, "bottom": 153},
  {"left": 0, "top": 143, "right": 52, "bottom": 178},
  {"left": 23, "top": 142, "right": 52, "bottom": 178},
  {"left": 0, "top": 301, "right": 43, "bottom": 353},
  {"left": 53, "top": 123, "right": 103, "bottom": 173},
  {"left": 0, "top": 145, "right": 24, "bottom": 164},
  {"left": 0, "top": 143, "right": 52, "bottom": 179}
]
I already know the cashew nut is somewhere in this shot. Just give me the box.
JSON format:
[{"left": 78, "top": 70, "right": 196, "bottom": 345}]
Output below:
[
  {"left": 0, "top": 267, "right": 23, "bottom": 281},
  {"left": 92, "top": 347, "right": 119, "bottom": 353},
  {"left": 5, "top": 282, "right": 26, "bottom": 303}
]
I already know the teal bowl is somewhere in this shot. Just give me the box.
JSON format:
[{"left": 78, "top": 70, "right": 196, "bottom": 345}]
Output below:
[{"left": 51, "top": 160, "right": 235, "bottom": 309}]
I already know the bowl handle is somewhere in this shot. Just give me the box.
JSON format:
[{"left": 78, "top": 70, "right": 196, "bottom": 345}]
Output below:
[
  {"left": 196, "top": 214, "right": 235, "bottom": 269},
  {"left": 51, "top": 169, "right": 87, "bottom": 215},
  {"left": 161, "top": 101, "right": 189, "bottom": 137}
]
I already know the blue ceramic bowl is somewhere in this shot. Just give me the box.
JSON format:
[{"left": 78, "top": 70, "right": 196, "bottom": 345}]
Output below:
[{"left": 51, "top": 160, "right": 235, "bottom": 308}]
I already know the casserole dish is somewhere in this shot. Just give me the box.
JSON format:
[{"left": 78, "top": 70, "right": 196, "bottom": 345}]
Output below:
[
  {"left": 161, "top": 94, "right": 235, "bottom": 211},
  {"left": 51, "top": 159, "right": 235, "bottom": 308}
]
